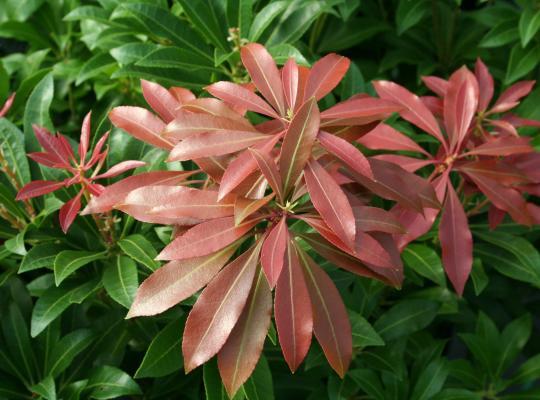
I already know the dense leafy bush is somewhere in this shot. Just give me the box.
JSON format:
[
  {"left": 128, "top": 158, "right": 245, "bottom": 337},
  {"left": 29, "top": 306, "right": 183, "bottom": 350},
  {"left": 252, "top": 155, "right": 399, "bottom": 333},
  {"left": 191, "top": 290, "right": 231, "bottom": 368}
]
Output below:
[{"left": 1, "top": 1, "right": 540, "bottom": 399}]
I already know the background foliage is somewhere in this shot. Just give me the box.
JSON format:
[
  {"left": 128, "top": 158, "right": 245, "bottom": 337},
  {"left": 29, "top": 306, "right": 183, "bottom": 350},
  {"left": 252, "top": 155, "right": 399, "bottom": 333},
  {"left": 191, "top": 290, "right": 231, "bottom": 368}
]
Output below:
[{"left": 1, "top": 0, "right": 540, "bottom": 399}]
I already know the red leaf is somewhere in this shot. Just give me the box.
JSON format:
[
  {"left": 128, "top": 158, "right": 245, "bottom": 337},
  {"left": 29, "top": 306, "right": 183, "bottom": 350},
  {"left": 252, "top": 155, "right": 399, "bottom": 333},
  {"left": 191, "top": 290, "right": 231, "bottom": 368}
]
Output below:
[
  {"left": 318, "top": 130, "right": 374, "bottom": 179},
  {"left": 488, "top": 119, "right": 519, "bottom": 137},
  {"left": 249, "top": 148, "right": 283, "bottom": 202},
  {"left": 502, "top": 113, "right": 540, "bottom": 128},
  {"left": 234, "top": 193, "right": 274, "bottom": 225},
  {"left": 280, "top": 98, "right": 320, "bottom": 196},
  {"left": 93, "top": 160, "right": 146, "bottom": 180},
  {"left": 32, "top": 126, "right": 72, "bottom": 167},
  {"left": 218, "top": 268, "right": 272, "bottom": 397},
  {"left": 373, "top": 154, "right": 434, "bottom": 172},
  {"left": 141, "top": 79, "right": 180, "bottom": 123},
  {"left": 169, "top": 87, "right": 196, "bottom": 103},
  {"left": 59, "top": 190, "right": 82, "bottom": 233},
  {"left": 282, "top": 58, "right": 299, "bottom": 110},
  {"left": 157, "top": 216, "right": 258, "bottom": 260},
  {"left": 127, "top": 243, "right": 239, "bottom": 318},
  {"left": 490, "top": 80, "right": 536, "bottom": 114},
  {"left": 167, "top": 130, "right": 269, "bottom": 161},
  {"left": 182, "top": 240, "right": 263, "bottom": 372},
  {"left": 488, "top": 205, "right": 506, "bottom": 230},
  {"left": 260, "top": 216, "right": 289, "bottom": 288},
  {"left": 109, "top": 106, "right": 173, "bottom": 150},
  {"left": 373, "top": 80, "right": 446, "bottom": 146},
  {"left": 458, "top": 159, "right": 530, "bottom": 186},
  {"left": 443, "top": 66, "right": 479, "bottom": 151},
  {"left": 206, "top": 81, "right": 279, "bottom": 118},
  {"left": 85, "top": 131, "right": 110, "bottom": 169},
  {"left": 241, "top": 43, "right": 286, "bottom": 115},
  {"left": 463, "top": 136, "right": 533, "bottom": 156},
  {"left": 421, "top": 76, "right": 448, "bottom": 97},
  {"left": 81, "top": 171, "right": 194, "bottom": 214},
  {"left": 357, "top": 122, "right": 430, "bottom": 156},
  {"left": 274, "top": 240, "right": 313, "bottom": 372},
  {"left": 296, "top": 245, "right": 351, "bottom": 378},
  {"left": 353, "top": 206, "right": 405, "bottom": 234},
  {"left": 218, "top": 134, "right": 282, "bottom": 200},
  {"left": 79, "top": 111, "right": 92, "bottom": 161},
  {"left": 439, "top": 182, "right": 473, "bottom": 295},
  {"left": 304, "top": 159, "right": 356, "bottom": 250},
  {"left": 16, "top": 180, "right": 65, "bottom": 200},
  {"left": 180, "top": 98, "right": 247, "bottom": 122},
  {"left": 304, "top": 54, "right": 350, "bottom": 101},
  {"left": 0, "top": 93, "right": 15, "bottom": 118},
  {"left": 27, "top": 152, "right": 66, "bottom": 169},
  {"left": 475, "top": 59, "right": 494, "bottom": 112},
  {"left": 320, "top": 97, "right": 401, "bottom": 125},
  {"left": 164, "top": 113, "right": 255, "bottom": 140}
]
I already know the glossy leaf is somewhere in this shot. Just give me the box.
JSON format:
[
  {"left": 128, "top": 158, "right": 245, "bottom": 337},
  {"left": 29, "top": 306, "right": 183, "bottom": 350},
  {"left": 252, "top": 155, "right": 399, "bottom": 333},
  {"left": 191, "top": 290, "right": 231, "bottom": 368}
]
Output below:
[
  {"left": 260, "top": 216, "right": 289, "bottom": 288},
  {"left": 103, "top": 255, "right": 138, "bottom": 309}
]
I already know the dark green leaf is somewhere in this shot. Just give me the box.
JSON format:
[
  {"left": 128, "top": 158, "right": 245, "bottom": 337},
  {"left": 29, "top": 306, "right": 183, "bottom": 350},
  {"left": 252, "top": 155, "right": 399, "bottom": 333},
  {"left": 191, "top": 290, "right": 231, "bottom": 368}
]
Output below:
[
  {"left": 29, "top": 375, "right": 56, "bottom": 400},
  {"left": 396, "top": 0, "right": 430, "bottom": 35},
  {"left": 374, "top": 300, "right": 438, "bottom": 341},
  {"left": 519, "top": 8, "right": 540, "bottom": 47},
  {"left": 23, "top": 73, "right": 54, "bottom": 153},
  {"left": 402, "top": 244, "right": 446, "bottom": 286},
  {"left": 47, "top": 329, "right": 95, "bottom": 377},
  {"left": 85, "top": 366, "right": 141, "bottom": 399},
  {"left": 410, "top": 359, "right": 449, "bottom": 400},
  {"left": 505, "top": 43, "right": 540, "bottom": 84},
  {"left": 118, "top": 234, "right": 160, "bottom": 272},
  {"left": 349, "top": 311, "right": 384, "bottom": 348},
  {"left": 103, "top": 255, "right": 138, "bottom": 309},
  {"left": 54, "top": 251, "right": 107, "bottom": 286},
  {"left": 19, "top": 244, "right": 66, "bottom": 273}
]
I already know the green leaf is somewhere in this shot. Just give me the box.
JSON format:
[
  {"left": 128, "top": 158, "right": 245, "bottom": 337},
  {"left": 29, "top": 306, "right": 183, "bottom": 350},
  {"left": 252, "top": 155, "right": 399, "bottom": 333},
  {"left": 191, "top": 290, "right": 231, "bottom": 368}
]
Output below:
[
  {"left": 1, "top": 303, "right": 39, "bottom": 383},
  {"left": 109, "top": 42, "right": 158, "bottom": 65},
  {"left": 135, "top": 318, "right": 184, "bottom": 378},
  {"left": 243, "top": 356, "right": 273, "bottom": 400},
  {"left": 19, "top": 244, "right": 66, "bottom": 273},
  {"left": 0, "top": 21, "right": 50, "bottom": 48},
  {"left": 227, "top": 0, "right": 252, "bottom": 39},
  {"left": 480, "top": 19, "right": 519, "bottom": 48},
  {"left": 505, "top": 43, "right": 540, "bottom": 84},
  {"left": 54, "top": 251, "right": 107, "bottom": 286},
  {"left": 349, "top": 310, "right": 384, "bottom": 348},
  {"left": 135, "top": 47, "right": 218, "bottom": 71},
  {"left": 112, "top": 64, "right": 210, "bottom": 89},
  {"left": 23, "top": 73, "right": 54, "bottom": 153},
  {"left": 103, "top": 255, "right": 138, "bottom": 309},
  {"left": 470, "top": 258, "right": 488, "bottom": 295},
  {"left": 76, "top": 53, "right": 116, "bottom": 86},
  {"left": 0, "top": 119, "right": 31, "bottom": 186},
  {"left": 519, "top": 8, "right": 540, "bottom": 47},
  {"left": 318, "top": 17, "right": 389, "bottom": 52},
  {"left": 374, "top": 300, "right": 438, "bottom": 341},
  {"left": 85, "top": 366, "right": 141, "bottom": 399},
  {"left": 47, "top": 329, "right": 95, "bottom": 377},
  {"left": 267, "top": 44, "right": 309, "bottom": 66},
  {"left": 511, "top": 353, "right": 540, "bottom": 385},
  {"left": 410, "top": 359, "right": 449, "bottom": 400},
  {"left": 64, "top": 5, "right": 111, "bottom": 23},
  {"left": 177, "top": 0, "right": 229, "bottom": 52},
  {"left": 0, "top": 183, "right": 27, "bottom": 221},
  {"left": 433, "top": 389, "right": 482, "bottom": 400},
  {"left": 29, "top": 375, "right": 56, "bottom": 400},
  {"left": 402, "top": 244, "right": 446, "bottom": 286},
  {"left": 348, "top": 369, "right": 385, "bottom": 400},
  {"left": 204, "top": 358, "right": 243, "bottom": 400},
  {"left": 31, "top": 279, "right": 100, "bottom": 337},
  {"left": 3, "top": 0, "right": 45, "bottom": 21},
  {"left": 116, "top": 3, "right": 212, "bottom": 63},
  {"left": 396, "top": 0, "right": 430, "bottom": 35},
  {"left": 5, "top": 230, "right": 26, "bottom": 256},
  {"left": 340, "top": 62, "right": 365, "bottom": 100},
  {"left": 118, "top": 234, "right": 160, "bottom": 272},
  {"left": 495, "top": 314, "right": 532, "bottom": 376},
  {"left": 248, "top": 1, "right": 288, "bottom": 42}
]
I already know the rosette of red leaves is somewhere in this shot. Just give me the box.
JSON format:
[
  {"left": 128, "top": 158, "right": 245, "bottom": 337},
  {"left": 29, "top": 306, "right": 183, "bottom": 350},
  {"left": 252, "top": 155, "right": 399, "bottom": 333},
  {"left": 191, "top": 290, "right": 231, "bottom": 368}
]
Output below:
[
  {"left": 16, "top": 112, "right": 146, "bottom": 232},
  {"left": 364, "top": 59, "right": 540, "bottom": 295},
  {"left": 83, "top": 43, "right": 439, "bottom": 395}
]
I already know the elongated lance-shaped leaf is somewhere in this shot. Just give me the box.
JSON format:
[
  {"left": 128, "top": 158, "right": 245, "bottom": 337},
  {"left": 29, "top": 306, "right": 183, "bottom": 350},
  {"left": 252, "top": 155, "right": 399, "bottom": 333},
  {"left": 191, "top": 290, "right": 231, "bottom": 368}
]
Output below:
[
  {"left": 352, "top": 206, "right": 405, "bottom": 234},
  {"left": 141, "top": 79, "right": 180, "bottom": 122},
  {"left": 282, "top": 58, "right": 299, "bottom": 110},
  {"left": 128, "top": 242, "right": 240, "bottom": 318},
  {"left": 218, "top": 267, "right": 272, "bottom": 397},
  {"left": 260, "top": 216, "right": 289, "bottom": 288},
  {"left": 182, "top": 240, "right": 263, "bottom": 372},
  {"left": 241, "top": 43, "right": 286, "bottom": 116},
  {"left": 164, "top": 113, "right": 255, "bottom": 140},
  {"left": 59, "top": 190, "right": 82, "bottom": 233},
  {"left": 373, "top": 80, "right": 447, "bottom": 149},
  {"left": 296, "top": 243, "right": 352, "bottom": 378},
  {"left": 304, "top": 159, "right": 356, "bottom": 251},
  {"left": 234, "top": 193, "right": 274, "bottom": 225},
  {"left": 490, "top": 80, "right": 536, "bottom": 114},
  {"left": 357, "top": 122, "right": 430, "bottom": 156},
  {"left": 304, "top": 53, "right": 350, "bottom": 101},
  {"left": 474, "top": 59, "right": 494, "bottom": 112},
  {"left": 249, "top": 147, "right": 283, "bottom": 202},
  {"left": 280, "top": 98, "right": 320, "bottom": 197},
  {"left": 274, "top": 239, "right": 313, "bottom": 372},
  {"left": 168, "top": 130, "right": 268, "bottom": 162},
  {"left": 109, "top": 106, "right": 173, "bottom": 149},
  {"left": 463, "top": 136, "right": 533, "bottom": 157},
  {"left": 439, "top": 182, "right": 472, "bottom": 295},
  {"left": 157, "top": 216, "right": 258, "bottom": 261}
]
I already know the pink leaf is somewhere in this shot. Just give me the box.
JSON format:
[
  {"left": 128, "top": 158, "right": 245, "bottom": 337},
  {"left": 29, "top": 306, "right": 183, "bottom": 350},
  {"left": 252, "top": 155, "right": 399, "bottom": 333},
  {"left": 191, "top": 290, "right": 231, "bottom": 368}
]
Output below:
[
  {"left": 439, "top": 182, "right": 473, "bottom": 295},
  {"left": 0, "top": 93, "right": 15, "bottom": 118},
  {"left": 274, "top": 240, "right": 313, "bottom": 372},
  {"left": 241, "top": 43, "right": 286, "bottom": 115},
  {"left": 490, "top": 80, "right": 536, "bottom": 114},
  {"left": 372, "top": 154, "right": 434, "bottom": 172},
  {"left": 421, "top": 76, "right": 448, "bottom": 97},
  {"left": 157, "top": 216, "right": 258, "bottom": 261},
  {"left": 32, "top": 126, "right": 72, "bottom": 166},
  {"left": 357, "top": 122, "right": 430, "bottom": 156},
  {"left": 127, "top": 242, "right": 239, "bottom": 318},
  {"left": 463, "top": 136, "right": 533, "bottom": 156},
  {"left": 180, "top": 98, "right": 247, "bottom": 122},
  {"left": 260, "top": 216, "right": 289, "bottom": 288},
  {"left": 353, "top": 206, "right": 405, "bottom": 234},
  {"left": 304, "top": 53, "right": 350, "bottom": 101},
  {"left": 234, "top": 193, "right": 274, "bottom": 225},
  {"left": 282, "top": 58, "right": 299, "bottom": 110},
  {"left": 183, "top": 240, "right": 263, "bottom": 372},
  {"left": 109, "top": 106, "right": 172, "bottom": 149},
  {"left": 249, "top": 148, "right": 283, "bottom": 202},
  {"left": 93, "top": 160, "right": 146, "bottom": 180},
  {"left": 141, "top": 79, "right": 180, "bottom": 123},
  {"left": 320, "top": 97, "right": 401, "bottom": 123},
  {"left": 79, "top": 111, "right": 92, "bottom": 162},
  {"left": 304, "top": 159, "right": 356, "bottom": 250},
  {"left": 27, "top": 152, "right": 67, "bottom": 169},
  {"left": 475, "top": 59, "right": 494, "bottom": 112},
  {"left": 164, "top": 113, "right": 255, "bottom": 140}
]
